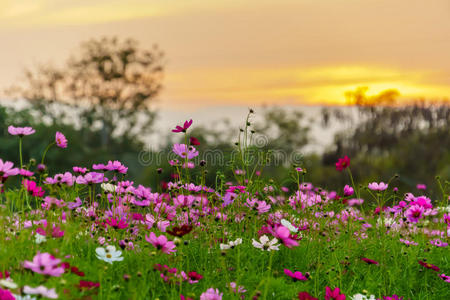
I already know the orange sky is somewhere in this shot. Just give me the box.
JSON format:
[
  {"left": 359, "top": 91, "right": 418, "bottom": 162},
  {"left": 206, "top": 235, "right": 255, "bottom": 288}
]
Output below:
[{"left": 0, "top": 0, "right": 449, "bottom": 110}]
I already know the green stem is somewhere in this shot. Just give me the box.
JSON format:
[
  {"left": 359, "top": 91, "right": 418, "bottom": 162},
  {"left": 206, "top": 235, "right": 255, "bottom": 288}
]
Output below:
[
  {"left": 41, "top": 142, "right": 55, "bottom": 166},
  {"left": 19, "top": 137, "right": 23, "bottom": 169}
]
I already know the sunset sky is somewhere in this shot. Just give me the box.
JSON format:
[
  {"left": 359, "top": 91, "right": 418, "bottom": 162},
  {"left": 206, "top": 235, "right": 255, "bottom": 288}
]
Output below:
[{"left": 0, "top": 0, "right": 449, "bottom": 110}]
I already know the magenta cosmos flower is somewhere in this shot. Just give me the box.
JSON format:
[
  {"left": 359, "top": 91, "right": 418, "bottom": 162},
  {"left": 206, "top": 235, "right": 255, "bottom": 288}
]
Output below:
[
  {"left": 405, "top": 205, "right": 424, "bottom": 223},
  {"left": 200, "top": 288, "right": 223, "bottom": 300},
  {"left": 284, "top": 268, "right": 309, "bottom": 281},
  {"left": 343, "top": 185, "right": 354, "bottom": 196},
  {"left": 55, "top": 131, "right": 68, "bottom": 148},
  {"left": 335, "top": 156, "right": 350, "bottom": 171},
  {"left": 172, "top": 119, "right": 193, "bottom": 133},
  {"left": 23, "top": 252, "right": 65, "bottom": 277},
  {"left": 8, "top": 125, "right": 35, "bottom": 136},
  {"left": 368, "top": 182, "right": 388, "bottom": 191},
  {"left": 0, "top": 288, "right": 14, "bottom": 300},
  {"left": 173, "top": 144, "right": 199, "bottom": 159},
  {"left": 145, "top": 232, "right": 176, "bottom": 254},
  {"left": 324, "top": 286, "right": 345, "bottom": 300},
  {"left": 0, "top": 159, "right": 19, "bottom": 181}
]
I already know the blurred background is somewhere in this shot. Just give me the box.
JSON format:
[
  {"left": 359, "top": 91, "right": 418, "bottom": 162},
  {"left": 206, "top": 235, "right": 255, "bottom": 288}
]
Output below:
[{"left": 0, "top": 0, "right": 449, "bottom": 194}]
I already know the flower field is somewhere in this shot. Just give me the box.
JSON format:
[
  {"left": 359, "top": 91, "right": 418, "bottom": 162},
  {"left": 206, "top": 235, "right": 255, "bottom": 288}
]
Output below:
[{"left": 0, "top": 116, "right": 449, "bottom": 300}]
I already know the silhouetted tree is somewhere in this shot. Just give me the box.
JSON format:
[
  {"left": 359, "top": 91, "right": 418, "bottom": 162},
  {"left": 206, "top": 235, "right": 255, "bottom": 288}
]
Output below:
[{"left": 7, "top": 36, "right": 164, "bottom": 147}]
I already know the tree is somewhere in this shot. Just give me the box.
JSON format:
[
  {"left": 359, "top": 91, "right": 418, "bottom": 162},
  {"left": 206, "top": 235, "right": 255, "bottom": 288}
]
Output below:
[{"left": 7, "top": 36, "right": 164, "bottom": 147}]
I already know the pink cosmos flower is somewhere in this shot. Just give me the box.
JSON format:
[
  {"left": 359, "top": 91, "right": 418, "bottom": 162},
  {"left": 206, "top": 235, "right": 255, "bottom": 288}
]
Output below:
[
  {"left": 368, "top": 182, "right": 388, "bottom": 191},
  {"left": 73, "top": 166, "right": 88, "bottom": 174},
  {"left": 275, "top": 225, "right": 299, "bottom": 248},
  {"left": 44, "top": 172, "right": 75, "bottom": 186},
  {"left": 55, "top": 131, "right": 68, "bottom": 148},
  {"left": 0, "top": 159, "right": 19, "bottom": 181},
  {"left": 343, "top": 185, "right": 354, "bottom": 196},
  {"left": 200, "top": 288, "right": 222, "bottom": 300},
  {"left": 8, "top": 125, "right": 35, "bottom": 136},
  {"left": 172, "top": 119, "right": 193, "bottom": 133},
  {"left": 335, "top": 156, "right": 350, "bottom": 172},
  {"left": 23, "top": 252, "right": 65, "bottom": 276},
  {"left": 324, "top": 286, "right": 346, "bottom": 300},
  {"left": 439, "top": 273, "right": 450, "bottom": 283},
  {"left": 347, "top": 198, "right": 364, "bottom": 206},
  {"left": 23, "top": 285, "right": 58, "bottom": 299},
  {"left": 105, "top": 160, "right": 128, "bottom": 173},
  {"left": 284, "top": 268, "right": 309, "bottom": 281},
  {"left": 19, "top": 169, "right": 34, "bottom": 177},
  {"left": 416, "top": 184, "right": 427, "bottom": 190},
  {"left": 229, "top": 282, "right": 246, "bottom": 295},
  {"left": 405, "top": 205, "right": 424, "bottom": 223},
  {"left": 173, "top": 144, "right": 199, "bottom": 159},
  {"left": 145, "top": 232, "right": 176, "bottom": 254},
  {"left": 430, "top": 239, "right": 448, "bottom": 247},
  {"left": 76, "top": 172, "right": 106, "bottom": 184}
]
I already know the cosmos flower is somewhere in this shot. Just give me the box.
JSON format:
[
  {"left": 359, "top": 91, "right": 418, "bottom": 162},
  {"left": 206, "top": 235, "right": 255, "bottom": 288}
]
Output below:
[
  {"left": 145, "top": 232, "right": 177, "bottom": 254},
  {"left": 418, "top": 260, "right": 440, "bottom": 272},
  {"left": 95, "top": 245, "right": 124, "bottom": 264},
  {"left": 430, "top": 239, "right": 448, "bottom": 247},
  {"left": 0, "top": 288, "right": 16, "bottom": 300},
  {"left": 405, "top": 205, "right": 424, "bottom": 223},
  {"left": 284, "top": 268, "right": 309, "bottom": 281},
  {"left": 343, "top": 185, "right": 354, "bottom": 196},
  {"left": 439, "top": 274, "right": 450, "bottom": 283},
  {"left": 351, "top": 294, "right": 376, "bottom": 300},
  {"left": 200, "top": 288, "right": 222, "bottom": 300},
  {"left": 252, "top": 235, "right": 280, "bottom": 251},
  {"left": 360, "top": 257, "right": 379, "bottom": 265},
  {"left": 274, "top": 225, "right": 299, "bottom": 248},
  {"left": 8, "top": 125, "right": 35, "bottom": 136},
  {"left": 173, "top": 144, "right": 199, "bottom": 159},
  {"left": 219, "top": 238, "right": 242, "bottom": 250},
  {"left": 324, "top": 286, "right": 346, "bottom": 300},
  {"left": 298, "top": 291, "right": 319, "bottom": 300},
  {"left": 368, "top": 182, "right": 388, "bottom": 191},
  {"left": 23, "top": 252, "right": 65, "bottom": 277},
  {"left": 335, "top": 156, "right": 350, "bottom": 171},
  {"left": 0, "top": 159, "right": 19, "bottom": 181},
  {"left": 189, "top": 136, "right": 201, "bottom": 145},
  {"left": 23, "top": 285, "right": 58, "bottom": 299},
  {"left": 22, "top": 179, "right": 45, "bottom": 197},
  {"left": 172, "top": 119, "right": 193, "bottom": 133},
  {"left": 55, "top": 132, "right": 67, "bottom": 148},
  {"left": 281, "top": 219, "right": 298, "bottom": 233}
]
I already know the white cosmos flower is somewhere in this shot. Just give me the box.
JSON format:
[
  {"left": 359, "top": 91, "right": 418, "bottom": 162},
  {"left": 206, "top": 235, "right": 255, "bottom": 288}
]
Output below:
[
  {"left": 96, "top": 245, "right": 124, "bottom": 264},
  {"left": 101, "top": 183, "right": 118, "bottom": 193},
  {"left": 219, "top": 238, "right": 242, "bottom": 250},
  {"left": 35, "top": 234, "right": 47, "bottom": 244},
  {"left": 13, "top": 295, "right": 37, "bottom": 300},
  {"left": 351, "top": 294, "right": 376, "bottom": 300},
  {"left": 281, "top": 219, "right": 298, "bottom": 233},
  {"left": 252, "top": 235, "right": 280, "bottom": 251},
  {"left": 0, "top": 278, "right": 18, "bottom": 289},
  {"left": 23, "top": 286, "right": 58, "bottom": 299}
]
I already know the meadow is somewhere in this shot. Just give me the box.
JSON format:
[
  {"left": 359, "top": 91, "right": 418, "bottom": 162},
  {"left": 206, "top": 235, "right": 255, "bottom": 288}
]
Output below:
[{"left": 0, "top": 114, "right": 449, "bottom": 300}]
